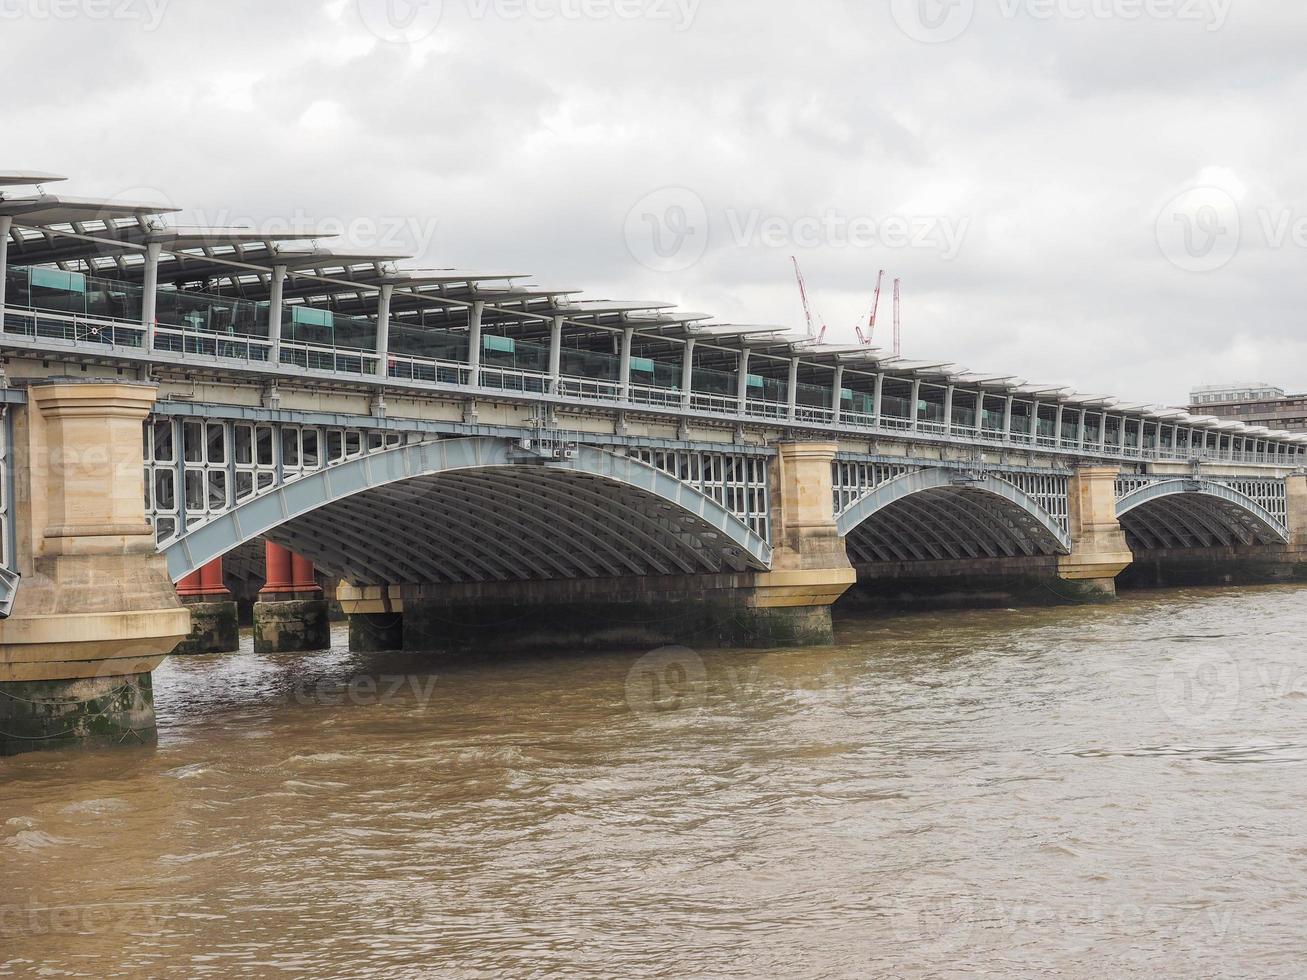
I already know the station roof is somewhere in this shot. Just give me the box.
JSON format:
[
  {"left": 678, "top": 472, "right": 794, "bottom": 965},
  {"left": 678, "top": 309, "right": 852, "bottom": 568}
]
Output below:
[{"left": 1, "top": 167, "right": 1297, "bottom": 445}]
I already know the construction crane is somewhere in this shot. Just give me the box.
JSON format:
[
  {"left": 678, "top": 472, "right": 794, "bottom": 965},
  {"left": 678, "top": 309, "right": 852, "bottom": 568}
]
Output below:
[
  {"left": 791, "top": 256, "right": 826, "bottom": 342},
  {"left": 893, "top": 277, "right": 902, "bottom": 358},
  {"left": 855, "top": 270, "right": 885, "bottom": 346}
]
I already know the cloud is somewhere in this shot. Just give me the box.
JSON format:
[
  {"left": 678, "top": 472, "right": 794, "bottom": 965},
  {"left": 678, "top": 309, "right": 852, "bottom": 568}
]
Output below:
[{"left": 8, "top": 0, "right": 1307, "bottom": 403}]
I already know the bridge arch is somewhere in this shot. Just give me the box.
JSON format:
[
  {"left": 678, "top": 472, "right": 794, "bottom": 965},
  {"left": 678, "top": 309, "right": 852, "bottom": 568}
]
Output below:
[
  {"left": 161, "top": 438, "right": 772, "bottom": 584},
  {"left": 836, "top": 467, "right": 1071, "bottom": 563},
  {"left": 1116, "top": 479, "right": 1288, "bottom": 550}
]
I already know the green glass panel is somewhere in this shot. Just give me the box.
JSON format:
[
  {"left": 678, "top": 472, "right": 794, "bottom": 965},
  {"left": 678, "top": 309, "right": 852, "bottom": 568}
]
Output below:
[{"left": 31, "top": 268, "right": 86, "bottom": 293}]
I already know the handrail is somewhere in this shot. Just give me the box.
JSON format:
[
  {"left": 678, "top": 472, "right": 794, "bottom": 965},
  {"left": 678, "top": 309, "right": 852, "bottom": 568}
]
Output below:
[{"left": 1, "top": 304, "right": 1302, "bottom": 468}]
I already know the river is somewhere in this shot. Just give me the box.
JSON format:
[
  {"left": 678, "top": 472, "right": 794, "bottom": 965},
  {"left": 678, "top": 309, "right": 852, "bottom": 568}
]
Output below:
[{"left": 3, "top": 585, "right": 1306, "bottom": 978}]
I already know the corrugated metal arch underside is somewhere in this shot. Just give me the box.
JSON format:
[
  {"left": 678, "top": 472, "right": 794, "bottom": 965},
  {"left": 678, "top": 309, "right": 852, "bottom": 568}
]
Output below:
[
  {"left": 835, "top": 468, "right": 1071, "bottom": 563},
  {"left": 1116, "top": 480, "right": 1289, "bottom": 550},
  {"left": 162, "top": 438, "right": 773, "bottom": 585}
]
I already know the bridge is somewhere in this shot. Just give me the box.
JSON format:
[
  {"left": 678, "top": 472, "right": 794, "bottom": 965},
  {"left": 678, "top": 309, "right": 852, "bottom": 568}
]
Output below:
[{"left": 2, "top": 168, "right": 1305, "bottom": 755}]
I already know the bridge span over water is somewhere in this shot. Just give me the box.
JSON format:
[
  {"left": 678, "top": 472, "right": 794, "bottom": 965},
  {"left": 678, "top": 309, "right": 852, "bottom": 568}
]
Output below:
[{"left": 1, "top": 168, "right": 1305, "bottom": 755}]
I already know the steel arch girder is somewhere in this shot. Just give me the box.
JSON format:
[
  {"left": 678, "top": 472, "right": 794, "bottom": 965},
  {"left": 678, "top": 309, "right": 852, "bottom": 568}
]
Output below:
[
  {"left": 835, "top": 467, "right": 1072, "bottom": 555},
  {"left": 161, "top": 438, "right": 773, "bottom": 582},
  {"left": 1115, "top": 480, "right": 1288, "bottom": 545}
]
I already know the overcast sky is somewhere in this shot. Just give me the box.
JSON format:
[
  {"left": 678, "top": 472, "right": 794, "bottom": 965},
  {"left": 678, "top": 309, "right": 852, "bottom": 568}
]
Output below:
[{"left": 8, "top": 0, "right": 1307, "bottom": 405}]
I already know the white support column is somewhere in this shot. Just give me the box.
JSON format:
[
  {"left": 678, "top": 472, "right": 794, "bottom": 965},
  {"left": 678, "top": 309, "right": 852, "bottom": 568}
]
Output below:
[
  {"left": 267, "top": 264, "right": 287, "bottom": 366},
  {"left": 1002, "top": 395, "right": 1014, "bottom": 442},
  {"left": 548, "top": 315, "right": 564, "bottom": 395},
  {"left": 1053, "top": 404, "right": 1063, "bottom": 449},
  {"left": 1078, "top": 408, "right": 1087, "bottom": 449},
  {"left": 679, "top": 337, "right": 695, "bottom": 410},
  {"left": 618, "top": 326, "right": 634, "bottom": 403},
  {"left": 786, "top": 356, "right": 800, "bottom": 421},
  {"left": 873, "top": 372, "right": 885, "bottom": 425},
  {"left": 1099, "top": 414, "right": 1108, "bottom": 452},
  {"left": 0, "top": 215, "right": 11, "bottom": 330},
  {"left": 1186, "top": 427, "right": 1194, "bottom": 457},
  {"left": 467, "top": 300, "right": 484, "bottom": 387},
  {"left": 1031, "top": 400, "right": 1042, "bottom": 444},
  {"left": 976, "top": 390, "right": 986, "bottom": 433},
  {"left": 1118, "top": 415, "right": 1128, "bottom": 452},
  {"left": 831, "top": 364, "right": 845, "bottom": 425},
  {"left": 735, "top": 347, "right": 751, "bottom": 415},
  {"left": 141, "top": 241, "right": 162, "bottom": 350},
  {"left": 375, "top": 284, "right": 394, "bottom": 379},
  {"left": 909, "top": 378, "right": 922, "bottom": 430},
  {"left": 943, "top": 385, "right": 955, "bottom": 435}
]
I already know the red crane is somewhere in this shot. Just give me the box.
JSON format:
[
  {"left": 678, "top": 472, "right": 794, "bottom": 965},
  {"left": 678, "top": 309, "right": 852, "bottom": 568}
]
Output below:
[
  {"left": 791, "top": 256, "right": 827, "bottom": 342},
  {"left": 893, "top": 277, "right": 902, "bottom": 358},
  {"left": 855, "top": 270, "right": 885, "bottom": 346}
]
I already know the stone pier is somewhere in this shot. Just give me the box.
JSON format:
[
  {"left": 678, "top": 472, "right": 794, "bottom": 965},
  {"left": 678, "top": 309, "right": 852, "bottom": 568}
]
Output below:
[
  {"left": 1056, "top": 465, "right": 1134, "bottom": 598},
  {"left": 173, "top": 557, "right": 239, "bottom": 655},
  {"left": 0, "top": 380, "right": 189, "bottom": 756},
  {"left": 253, "top": 542, "right": 330, "bottom": 653}
]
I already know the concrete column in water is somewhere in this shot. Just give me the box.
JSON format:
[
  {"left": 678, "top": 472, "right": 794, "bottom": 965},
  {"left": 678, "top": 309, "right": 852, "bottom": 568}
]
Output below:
[
  {"left": 173, "top": 557, "right": 239, "bottom": 655},
  {"left": 751, "top": 441, "right": 857, "bottom": 639},
  {"left": 338, "top": 583, "right": 404, "bottom": 652},
  {"left": 1280, "top": 472, "right": 1307, "bottom": 573},
  {"left": 1056, "top": 465, "right": 1134, "bottom": 597},
  {"left": 253, "top": 541, "right": 329, "bottom": 653},
  {"left": 0, "top": 379, "right": 190, "bottom": 755}
]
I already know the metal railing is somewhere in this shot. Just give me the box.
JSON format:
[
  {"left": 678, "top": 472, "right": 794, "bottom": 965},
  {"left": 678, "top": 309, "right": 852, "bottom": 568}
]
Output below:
[{"left": 1, "top": 304, "right": 1302, "bottom": 469}]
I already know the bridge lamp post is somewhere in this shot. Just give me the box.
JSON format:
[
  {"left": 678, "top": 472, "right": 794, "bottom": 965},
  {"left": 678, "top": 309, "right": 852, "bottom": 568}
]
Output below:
[
  {"left": 467, "top": 299, "right": 484, "bottom": 388},
  {"left": 140, "top": 241, "right": 162, "bottom": 350},
  {"left": 267, "top": 263, "right": 288, "bottom": 366},
  {"left": 619, "top": 327, "right": 634, "bottom": 403},
  {"left": 679, "top": 337, "right": 696, "bottom": 410},
  {"left": 786, "top": 356, "right": 799, "bottom": 422},
  {"left": 375, "top": 283, "right": 393, "bottom": 380},
  {"left": 548, "top": 315, "right": 564, "bottom": 395},
  {"left": 0, "top": 215, "right": 11, "bottom": 330},
  {"left": 735, "top": 346, "right": 751, "bottom": 416}
]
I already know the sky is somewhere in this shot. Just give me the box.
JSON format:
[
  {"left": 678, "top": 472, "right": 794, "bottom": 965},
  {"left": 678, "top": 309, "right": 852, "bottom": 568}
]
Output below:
[{"left": 6, "top": 0, "right": 1307, "bottom": 406}]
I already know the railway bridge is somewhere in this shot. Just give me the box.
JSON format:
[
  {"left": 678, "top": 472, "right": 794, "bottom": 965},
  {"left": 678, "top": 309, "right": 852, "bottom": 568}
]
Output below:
[{"left": 2, "top": 169, "right": 1305, "bottom": 754}]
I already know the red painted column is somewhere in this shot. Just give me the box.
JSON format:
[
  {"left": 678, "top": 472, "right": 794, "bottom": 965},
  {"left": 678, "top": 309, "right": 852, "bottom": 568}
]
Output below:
[
  {"left": 261, "top": 541, "right": 296, "bottom": 595},
  {"left": 196, "top": 558, "right": 230, "bottom": 597},
  {"left": 291, "top": 553, "right": 321, "bottom": 595},
  {"left": 176, "top": 569, "right": 204, "bottom": 598}
]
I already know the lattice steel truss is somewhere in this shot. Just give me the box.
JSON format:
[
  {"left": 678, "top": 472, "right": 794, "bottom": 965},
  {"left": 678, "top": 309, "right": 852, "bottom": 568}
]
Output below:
[
  {"left": 145, "top": 417, "right": 404, "bottom": 542},
  {"left": 832, "top": 460, "right": 917, "bottom": 516},
  {"left": 630, "top": 449, "right": 771, "bottom": 539},
  {"left": 995, "top": 472, "right": 1070, "bottom": 534}
]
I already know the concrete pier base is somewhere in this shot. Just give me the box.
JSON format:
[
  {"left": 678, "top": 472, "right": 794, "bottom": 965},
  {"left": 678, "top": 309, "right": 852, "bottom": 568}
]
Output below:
[
  {"left": 399, "top": 572, "right": 844, "bottom": 655},
  {"left": 349, "top": 612, "right": 404, "bottom": 652},
  {"left": 173, "top": 601, "right": 240, "bottom": 656},
  {"left": 846, "top": 555, "right": 1119, "bottom": 610},
  {"left": 0, "top": 672, "right": 156, "bottom": 756},
  {"left": 253, "top": 599, "right": 331, "bottom": 654},
  {"left": 1118, "top": 545, "right": 1306, "bottom": 589}
]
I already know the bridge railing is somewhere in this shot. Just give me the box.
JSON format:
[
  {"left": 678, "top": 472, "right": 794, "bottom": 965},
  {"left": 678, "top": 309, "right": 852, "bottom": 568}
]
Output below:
[{"left": 2, "top": 305, "right": 1302, "bottom": 469}]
